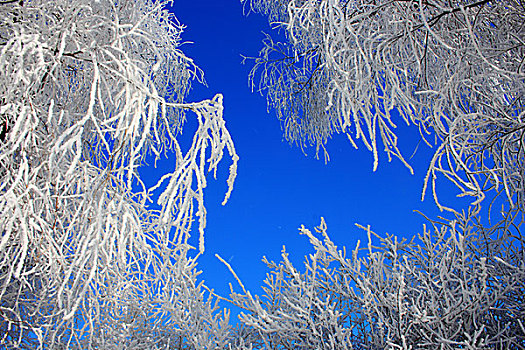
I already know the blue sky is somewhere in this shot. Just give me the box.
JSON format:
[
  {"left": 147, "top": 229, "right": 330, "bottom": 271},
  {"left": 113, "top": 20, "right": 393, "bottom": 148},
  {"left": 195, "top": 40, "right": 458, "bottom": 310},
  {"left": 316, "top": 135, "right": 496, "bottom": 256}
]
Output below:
[{"left": 163, "top": 0, "right": 461, "bottom": 318}]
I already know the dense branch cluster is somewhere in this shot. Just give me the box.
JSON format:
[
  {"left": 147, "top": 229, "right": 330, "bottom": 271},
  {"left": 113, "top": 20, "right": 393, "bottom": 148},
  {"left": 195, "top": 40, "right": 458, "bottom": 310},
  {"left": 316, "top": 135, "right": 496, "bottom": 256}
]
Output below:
[
  {"left": 243, "top": 0, "right": 525, "bottom": 211},
  {"left": 230, "top": 215, "right": 525, "bottom": 350},
  {"left": 0, "top": 0, "right": 237, "bottom": 348}
]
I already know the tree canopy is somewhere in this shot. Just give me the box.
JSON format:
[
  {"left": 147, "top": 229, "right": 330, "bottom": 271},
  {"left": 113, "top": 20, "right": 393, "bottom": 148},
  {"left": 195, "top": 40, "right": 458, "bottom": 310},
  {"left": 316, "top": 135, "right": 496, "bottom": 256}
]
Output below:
[
  {"left": 243, "top": 0, "right": 525, "bottom": 213},
  {"left": 229, "top": 215, "right": 524, "bottom": 349},
  {"left": 0, "top": 0, "right": 523, "bottom": 349},
  {"left": 0, "top": 0, "right": 236, "bottom": 347}
]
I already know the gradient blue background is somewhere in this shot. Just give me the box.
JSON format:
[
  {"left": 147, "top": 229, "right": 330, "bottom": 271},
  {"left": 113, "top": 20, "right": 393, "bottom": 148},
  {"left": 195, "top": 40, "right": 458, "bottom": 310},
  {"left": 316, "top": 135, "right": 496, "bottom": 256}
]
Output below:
[{"left": 158, "top": 0, "right": 463, "bottom": 320}]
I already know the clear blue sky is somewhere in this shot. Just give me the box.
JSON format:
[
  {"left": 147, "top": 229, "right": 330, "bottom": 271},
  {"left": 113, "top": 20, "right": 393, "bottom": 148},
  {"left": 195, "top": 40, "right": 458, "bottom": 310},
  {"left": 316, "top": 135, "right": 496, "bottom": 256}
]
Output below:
[{"left": 161, "top": 0, "right": 462, "bottom": 319}]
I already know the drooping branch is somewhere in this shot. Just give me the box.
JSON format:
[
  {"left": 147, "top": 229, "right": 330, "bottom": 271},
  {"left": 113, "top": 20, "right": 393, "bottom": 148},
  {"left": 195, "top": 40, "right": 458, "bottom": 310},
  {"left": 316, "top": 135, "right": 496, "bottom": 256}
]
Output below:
[
  {"left": 0, "top": 0, "right": 237, "bottom": 348},
  {"left": 245, "top": 0, "right": 525, "bottom": 211}
]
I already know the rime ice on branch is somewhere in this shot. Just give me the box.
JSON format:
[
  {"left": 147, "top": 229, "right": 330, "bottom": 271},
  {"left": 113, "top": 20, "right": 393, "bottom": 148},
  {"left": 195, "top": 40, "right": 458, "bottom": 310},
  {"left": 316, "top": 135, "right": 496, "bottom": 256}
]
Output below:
[
  {"left": 0, "top": 0, "right": 237, "bottom": 348},
  {"left": 228, "top": 216, "right": 525, "bottom": 350},
  {"left": 244, "top": 0, "right": 525, "bottom": 212}
]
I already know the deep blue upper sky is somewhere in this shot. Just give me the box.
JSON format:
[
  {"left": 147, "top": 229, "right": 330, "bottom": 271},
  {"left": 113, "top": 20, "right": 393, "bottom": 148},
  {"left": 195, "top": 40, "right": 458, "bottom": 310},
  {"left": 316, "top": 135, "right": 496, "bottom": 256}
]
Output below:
[{"left": 161, "top": 0, "right": 462, "bottom": 318}]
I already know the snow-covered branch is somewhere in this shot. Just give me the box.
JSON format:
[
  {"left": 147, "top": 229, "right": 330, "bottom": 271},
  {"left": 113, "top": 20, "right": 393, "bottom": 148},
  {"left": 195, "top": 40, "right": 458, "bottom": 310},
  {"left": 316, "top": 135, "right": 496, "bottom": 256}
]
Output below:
[
  {"left": 0, "top": 0, "right": 237, "bottom": 347},
  {"left": 244, "top": 0, "right": 525, "bottom": 211},
  {"left": 230, "top": 214, "right": 524, "bottom": 349}
]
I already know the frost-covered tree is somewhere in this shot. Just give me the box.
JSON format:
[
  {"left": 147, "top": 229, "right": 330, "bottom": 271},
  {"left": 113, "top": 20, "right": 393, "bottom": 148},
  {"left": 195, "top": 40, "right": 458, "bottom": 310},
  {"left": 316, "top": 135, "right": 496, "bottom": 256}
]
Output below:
[
  {"left": 0, "top": 0, "right": 237, "bottom": 348},
  {"left": 229, "top": 214, "right": 525, "bottom": 350},
  {"left": 243, "top": 0, "right": 525, "bottom": 212},
  {"left": 233, "top": 3, "right": 525, "bottom": 346}
]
